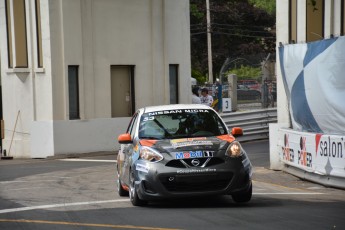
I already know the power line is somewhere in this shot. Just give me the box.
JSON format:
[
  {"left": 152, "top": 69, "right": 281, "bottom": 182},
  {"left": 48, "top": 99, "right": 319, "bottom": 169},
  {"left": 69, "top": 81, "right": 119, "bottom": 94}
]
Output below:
[{"left": 191, "top": 31, "right": 275, "bottom": 39}]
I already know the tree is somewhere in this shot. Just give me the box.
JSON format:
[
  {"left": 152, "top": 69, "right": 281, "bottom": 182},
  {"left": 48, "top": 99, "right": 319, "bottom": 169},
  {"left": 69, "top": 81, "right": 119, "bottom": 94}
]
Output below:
[
  {"left": 248, "top": 0, "right": 276, "bottom": 15},
  {"left": 226, "top": 65, "right": 262, "bottom": 80},
  {"left": 190, "top": 0, "right": 276, "bottom": 83}
]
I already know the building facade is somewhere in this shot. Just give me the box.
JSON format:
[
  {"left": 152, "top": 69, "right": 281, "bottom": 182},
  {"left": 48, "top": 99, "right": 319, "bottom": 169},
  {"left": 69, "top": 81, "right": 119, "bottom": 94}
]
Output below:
[
  {"left": 0, "top": 0, "right": 191, "bottom": 158},
  {"left": 272, "top": 0, "right": 345, "bottom": 187}
]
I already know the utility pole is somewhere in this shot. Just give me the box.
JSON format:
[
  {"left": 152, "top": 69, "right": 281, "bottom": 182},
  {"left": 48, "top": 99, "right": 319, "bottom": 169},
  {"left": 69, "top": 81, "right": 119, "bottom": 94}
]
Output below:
[{"left": 206, "top": 0, "right": 213, "bottom": 83}]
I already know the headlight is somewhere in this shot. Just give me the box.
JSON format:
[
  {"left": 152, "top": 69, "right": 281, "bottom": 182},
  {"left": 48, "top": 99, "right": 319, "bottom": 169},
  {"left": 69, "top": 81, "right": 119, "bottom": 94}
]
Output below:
[
  {"left": 225, "top": 141, "right": 243, "bottom": 158},
  {"left": 140, "top": 147, "right": 163, "bottom": 162}
]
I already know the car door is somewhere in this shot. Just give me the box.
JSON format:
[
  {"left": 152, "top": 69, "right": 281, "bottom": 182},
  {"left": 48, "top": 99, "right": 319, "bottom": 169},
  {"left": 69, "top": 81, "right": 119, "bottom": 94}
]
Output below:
[{"left": 121, "top": 112, "right": 140, "bottom": 185}]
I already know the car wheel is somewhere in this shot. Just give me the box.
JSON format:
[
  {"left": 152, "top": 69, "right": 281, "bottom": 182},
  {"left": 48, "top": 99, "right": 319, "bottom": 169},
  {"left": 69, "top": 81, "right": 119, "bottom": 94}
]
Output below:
[
  {"left": 129, "top": 169, "right": 147, "bottom": 206},
  {"left": 232, "top": 183, "right": 252, "bottom": 203},
  {"left": 117, "top": 171, "right": 129, "bottom": 197}
]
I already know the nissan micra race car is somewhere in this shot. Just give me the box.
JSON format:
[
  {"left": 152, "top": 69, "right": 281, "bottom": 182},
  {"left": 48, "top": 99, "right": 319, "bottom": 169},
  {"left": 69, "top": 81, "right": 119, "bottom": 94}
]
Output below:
[{"left": 116, "top": 104, "right": 252, "bottom": 206}]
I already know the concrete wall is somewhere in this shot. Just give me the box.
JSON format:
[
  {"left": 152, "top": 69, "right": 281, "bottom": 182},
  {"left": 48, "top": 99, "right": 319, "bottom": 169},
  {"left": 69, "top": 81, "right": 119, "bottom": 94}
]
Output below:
[{"left": 275, "top": 0, "right": 290, "bottom": 128}]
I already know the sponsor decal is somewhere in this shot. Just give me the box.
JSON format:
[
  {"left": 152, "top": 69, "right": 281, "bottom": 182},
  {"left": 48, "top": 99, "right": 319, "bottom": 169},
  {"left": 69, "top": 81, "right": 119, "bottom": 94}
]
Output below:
[
  {"left": 280, "top": 130, "right": 345, "bottom": 178},
  {"left": 216, "top": 134, "right": 235, "bottom": 143},
  {"left": 317, "top": 135, "right": 344, "bottom": 159},
  {"left": 134, "top": 144, "right": 139, "bottom": 151},
  {"left": 174, "top": 151, "right": 214, "bottom": 159},
  {"left": 315, "top": 133, "right": 322, "bottom": 154},
  {"left": 298, "top": 137, "right": 312, "bottom": 167},
  {"left": 282, "top": 134, "right": 294, "bottom": 163},
  {"left": 177, "top": 168, "right": 216, "bottom": 174},
  {"left": 183, "top": 109, "right": 209, "bottom": 113},
  {"left": 170, "top": 138, "right": 213, "bottom": 149},
  {"left": 139, "top": 140, "right": 157, "bottom": 147},
  {"left": 136, "top": 163, "right": 149, "bottom": 173},
  {"left": 171, "top": 137, "right": 206, "bottom": 143},
  {"left": 147, "top": 109, "right": 209, "bottom": 116},
  {"left": 148, "top": 110, "right": 183, "bottom": 116},
  {"left": 203, "top": 151, "right": 214, "bottom": 157}
]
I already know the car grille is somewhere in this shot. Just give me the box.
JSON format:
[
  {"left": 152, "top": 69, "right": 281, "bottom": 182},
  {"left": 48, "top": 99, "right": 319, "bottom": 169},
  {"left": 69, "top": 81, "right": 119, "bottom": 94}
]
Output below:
[
  {"left": 165, "top": 157, "right": 224, "bottom": 168},
  {"left": 160, "top": 172, "right": 232, "bottom": 192}
]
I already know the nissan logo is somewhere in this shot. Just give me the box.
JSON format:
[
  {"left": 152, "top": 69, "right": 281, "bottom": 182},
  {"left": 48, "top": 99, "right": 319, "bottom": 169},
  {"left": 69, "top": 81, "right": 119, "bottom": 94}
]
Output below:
[{"left": 191, "top": 159, "right": 200, "bottom": 166}]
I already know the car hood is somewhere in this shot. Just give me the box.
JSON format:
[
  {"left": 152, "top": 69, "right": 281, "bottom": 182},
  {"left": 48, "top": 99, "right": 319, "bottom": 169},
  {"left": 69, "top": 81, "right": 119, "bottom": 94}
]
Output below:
[{"left": 139, "top": 134, "right": 235, "bottom": 153}]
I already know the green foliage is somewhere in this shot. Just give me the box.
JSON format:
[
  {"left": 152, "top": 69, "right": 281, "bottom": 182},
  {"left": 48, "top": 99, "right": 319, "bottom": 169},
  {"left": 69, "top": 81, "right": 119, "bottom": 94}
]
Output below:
[
  {"left": 190, "top": 4, "right": 204, "bottom": 20},
  {"left": 226, "top": 65, "right": 261, "bottom": 81},
  {"left": 191, "top": 69, "right": 207, "bottom": 84},
  {"left": 248, "top": 0, "right": 276, "bottom": 15},
  {"left": 190, "top": 0, "right": 276, "bottom": 83}
]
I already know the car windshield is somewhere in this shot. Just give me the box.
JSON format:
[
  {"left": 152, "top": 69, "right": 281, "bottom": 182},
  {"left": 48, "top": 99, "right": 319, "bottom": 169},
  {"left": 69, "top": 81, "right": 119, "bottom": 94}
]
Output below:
[{"left": 139, "top": 109, "right": 227, "bottom": 139}]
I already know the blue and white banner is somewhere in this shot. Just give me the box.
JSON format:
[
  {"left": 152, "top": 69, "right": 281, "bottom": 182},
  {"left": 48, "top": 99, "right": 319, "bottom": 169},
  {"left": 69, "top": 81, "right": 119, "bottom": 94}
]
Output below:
[{"left": 279, "top": 36, "right": 345, "bottom": 135}]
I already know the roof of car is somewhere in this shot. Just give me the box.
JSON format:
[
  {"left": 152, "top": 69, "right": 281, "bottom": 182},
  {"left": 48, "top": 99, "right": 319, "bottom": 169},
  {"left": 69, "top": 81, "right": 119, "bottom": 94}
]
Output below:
[{"left": 141, "top": 104, "right": 212, "bottom": 113}]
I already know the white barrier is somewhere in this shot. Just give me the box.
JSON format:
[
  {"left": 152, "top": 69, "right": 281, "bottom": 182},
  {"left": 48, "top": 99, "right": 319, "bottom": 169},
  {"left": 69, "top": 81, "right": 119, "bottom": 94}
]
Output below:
[{"left": 276, "top": 128, "right": 345, "bottom": 188}]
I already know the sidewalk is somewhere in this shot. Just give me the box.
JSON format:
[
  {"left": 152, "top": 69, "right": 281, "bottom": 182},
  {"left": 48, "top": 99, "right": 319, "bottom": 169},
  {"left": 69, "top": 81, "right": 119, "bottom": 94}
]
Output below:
[{"left": 0, "top": 151, "right": 116, "bottom": 165}]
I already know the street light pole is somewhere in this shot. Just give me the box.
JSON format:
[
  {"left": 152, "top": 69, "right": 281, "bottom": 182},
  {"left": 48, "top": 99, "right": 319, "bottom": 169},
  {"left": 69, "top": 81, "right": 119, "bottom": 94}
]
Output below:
[{"left": 206, "top": 0, "right": 213, "bottom": 83}]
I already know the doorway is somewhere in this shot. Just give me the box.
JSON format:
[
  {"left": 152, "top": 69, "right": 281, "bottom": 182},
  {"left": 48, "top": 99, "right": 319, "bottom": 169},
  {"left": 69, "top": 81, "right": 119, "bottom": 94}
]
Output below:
[{"left": 110, "top": 66, "right": 135, "bottom": 117}]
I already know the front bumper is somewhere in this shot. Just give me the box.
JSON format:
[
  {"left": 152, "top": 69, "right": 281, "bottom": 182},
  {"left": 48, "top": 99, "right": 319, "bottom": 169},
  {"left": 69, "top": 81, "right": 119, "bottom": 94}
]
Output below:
[{"left": 133, "top": 157, "right": 252, "bottom": 201}]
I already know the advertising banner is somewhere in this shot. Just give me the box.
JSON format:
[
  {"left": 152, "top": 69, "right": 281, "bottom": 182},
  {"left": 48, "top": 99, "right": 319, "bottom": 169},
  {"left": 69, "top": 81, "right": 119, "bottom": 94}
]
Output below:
[
  {"left": 279, "top": 36, "right": 345, "bottom": 135},
  {"left": 278, "top": 129, "right": 345, "bottom": 178}
]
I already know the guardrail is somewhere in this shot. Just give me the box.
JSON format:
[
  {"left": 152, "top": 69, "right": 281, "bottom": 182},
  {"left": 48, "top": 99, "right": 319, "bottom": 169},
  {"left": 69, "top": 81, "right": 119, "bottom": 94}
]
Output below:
[{"left": 221, "top": 108, "right": 277, "bottom": 142}]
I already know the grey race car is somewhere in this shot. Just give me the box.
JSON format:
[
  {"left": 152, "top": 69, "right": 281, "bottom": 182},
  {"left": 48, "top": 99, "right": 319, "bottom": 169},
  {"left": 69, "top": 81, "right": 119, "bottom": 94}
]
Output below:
[{"left": 116, "top": 104, "right": 252, "bottom": 206}]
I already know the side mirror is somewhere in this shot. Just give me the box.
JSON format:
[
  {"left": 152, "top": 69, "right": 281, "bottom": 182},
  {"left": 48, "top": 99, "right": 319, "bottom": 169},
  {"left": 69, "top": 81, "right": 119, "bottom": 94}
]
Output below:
[
  {"left": 118, "top": 133, "right": 132, "bottom": 144},
  {"left": 231, "top": 127, "right": 243, "bottom": 137}
]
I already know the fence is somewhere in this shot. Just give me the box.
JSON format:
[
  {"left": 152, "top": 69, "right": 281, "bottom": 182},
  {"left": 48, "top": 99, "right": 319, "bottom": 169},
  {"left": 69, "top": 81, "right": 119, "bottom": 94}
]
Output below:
[
  {"left": 221, "top": 108, "right": 277, "bottom": 142},
  {"left": 195, "top": 83, "right": 277, "bottom": 112}
]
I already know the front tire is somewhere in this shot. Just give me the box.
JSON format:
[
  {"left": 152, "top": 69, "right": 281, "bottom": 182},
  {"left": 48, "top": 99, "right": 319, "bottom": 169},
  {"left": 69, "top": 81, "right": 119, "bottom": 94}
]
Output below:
[
  {"left": 129, "top": 170, "right": 147, "bottom": 206},
  {"left": 232, "top": 183, "right": 252, "bottom": 203},
  {"left": 117, "top": 178, "right": 129, "bottom": 197}
]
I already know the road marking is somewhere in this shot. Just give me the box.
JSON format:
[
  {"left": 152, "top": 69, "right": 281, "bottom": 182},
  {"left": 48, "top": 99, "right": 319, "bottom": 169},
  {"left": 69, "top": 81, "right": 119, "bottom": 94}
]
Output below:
[
  {"left": 0, "top": 199, "right": 129, "bottom": 214},
  {"left": 59, "top": 159, "right": 117, "bottom": 163},
  {"left": 4, "top": 187, "right": 53, "bottom": 191},
  {"left": 254, "top": 192, "right": 324, "bottom": 195},
  {"left": 0, "top": 190, "right": 325, "bottom": 215},
  {"left": 253, "top": 180, "right": 323, "bottom": 193},
  {"left": 0, "top": 219, "right": 181, "bottom": 230},
  {"left": 0, "top": 180, "right": 60, "bottom": 184}
]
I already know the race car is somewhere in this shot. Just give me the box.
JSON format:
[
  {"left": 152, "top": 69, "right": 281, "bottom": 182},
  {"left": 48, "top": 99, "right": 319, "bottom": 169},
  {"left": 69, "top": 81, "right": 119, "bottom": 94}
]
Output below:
[{"left": 116, "top": 104, "right": 252, "bottom": 206}]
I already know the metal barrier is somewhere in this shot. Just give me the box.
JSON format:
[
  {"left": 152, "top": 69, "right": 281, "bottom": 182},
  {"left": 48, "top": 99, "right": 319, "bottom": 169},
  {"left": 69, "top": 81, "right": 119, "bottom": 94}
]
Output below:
[{"left": 221, "top": 108, "right": 277, "bottom": 142}]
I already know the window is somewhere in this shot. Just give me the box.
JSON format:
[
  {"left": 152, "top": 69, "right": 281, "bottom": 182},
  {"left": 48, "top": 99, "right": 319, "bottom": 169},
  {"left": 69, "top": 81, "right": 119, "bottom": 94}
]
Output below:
[
  {"left": 138, "top": 109, "right": 227, "bottom": 140},
  {"left": 5, "top": 0, "right": 13, "bottom": 68},
  {"left": 289, "top": 0, "right": 297, "bottom": 43},
  {"left": 127, "top": 112, "right": 139, "bottom": 139},
  {"left": 68, "top": 66, "right": 80, "bottom": 120},
  {"left": 5, "top": 0, "right": 29, "bottom": 68},
  {"left": 169, "top": 65, "right": 179, "bottom": 104},
  {"left": 341, "top": 1, "right": 345, "bottom": 35},
  {"left": 35, "top": 0, "right": 43, "bottom": 67},
  {"left": 13, "top": 0, "right": 28, "bottom": 67},
  {"left": 306, "top": 0, "right": 324, "bottom": 42}
]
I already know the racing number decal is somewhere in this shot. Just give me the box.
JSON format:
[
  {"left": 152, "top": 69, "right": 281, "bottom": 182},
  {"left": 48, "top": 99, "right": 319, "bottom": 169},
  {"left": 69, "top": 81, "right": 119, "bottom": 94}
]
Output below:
[
  {"left": 225, "top": 100, "right": 229, "bottom": 109},
  {"left": 143, "top": 116, "right": 154, "bottom": 122}
]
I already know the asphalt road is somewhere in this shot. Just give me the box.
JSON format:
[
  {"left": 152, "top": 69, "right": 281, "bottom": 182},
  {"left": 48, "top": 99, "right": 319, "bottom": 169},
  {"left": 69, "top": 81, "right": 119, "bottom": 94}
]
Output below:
[{"left": 0, "top": 140, "right": 344, "bottom": 230}]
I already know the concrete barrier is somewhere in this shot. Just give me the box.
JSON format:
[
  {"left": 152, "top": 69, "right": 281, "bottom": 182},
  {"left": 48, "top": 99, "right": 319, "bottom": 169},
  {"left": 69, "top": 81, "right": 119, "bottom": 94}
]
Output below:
[{"left": 272, "top": 127, "right": 345, "bottom": 189}]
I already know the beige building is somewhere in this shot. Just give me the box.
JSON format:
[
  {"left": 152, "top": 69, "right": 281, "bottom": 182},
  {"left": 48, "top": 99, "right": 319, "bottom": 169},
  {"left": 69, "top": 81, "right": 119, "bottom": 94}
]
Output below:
[{"left": 0, "top": 0, "right": 191, "bottom": 158}]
